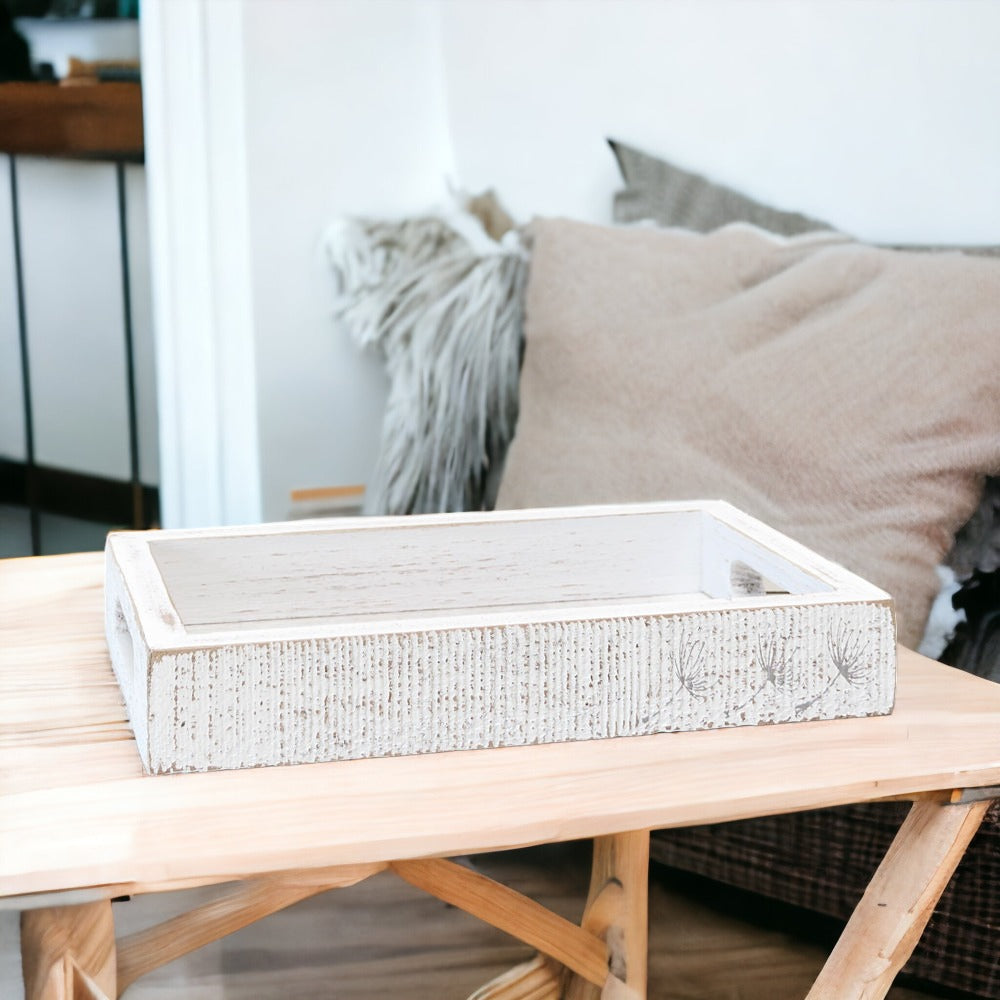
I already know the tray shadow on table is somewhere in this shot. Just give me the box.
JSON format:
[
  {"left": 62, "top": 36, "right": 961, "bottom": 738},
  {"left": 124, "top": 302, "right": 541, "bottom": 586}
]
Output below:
[{"left": 91, "top": 842, "right": 940, "bottom": 1000}]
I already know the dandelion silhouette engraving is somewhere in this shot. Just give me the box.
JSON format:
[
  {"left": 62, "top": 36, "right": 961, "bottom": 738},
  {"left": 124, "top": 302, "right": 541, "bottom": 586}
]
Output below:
[
  {"left": 641, "top": 632, "right": 709, "bottom": 728},
  {"left": 796, "top": 622, "right": 873, "bottom": 715},
  {"left": 733, "top": 634, "right": 791, "bottom": 714}
]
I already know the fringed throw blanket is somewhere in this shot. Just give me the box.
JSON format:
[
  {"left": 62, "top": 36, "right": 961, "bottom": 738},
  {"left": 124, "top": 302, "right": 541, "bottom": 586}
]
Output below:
[{"left": 326, "top": 197, "right": 527, "bottom": 515}]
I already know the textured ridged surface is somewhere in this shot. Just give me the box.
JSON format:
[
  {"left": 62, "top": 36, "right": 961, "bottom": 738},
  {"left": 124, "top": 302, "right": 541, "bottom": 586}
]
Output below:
[{"left": 144, "top": 603, "right": 895, "bottom": 773}]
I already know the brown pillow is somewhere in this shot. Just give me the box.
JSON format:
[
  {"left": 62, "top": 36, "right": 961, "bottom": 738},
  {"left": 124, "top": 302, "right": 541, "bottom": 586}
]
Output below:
[
  {"left": 609, "top": 136, "right": 1000, "bottom": 598},
  {"left": 497, "top": 219, "right": 1000, "bottom": 649}
]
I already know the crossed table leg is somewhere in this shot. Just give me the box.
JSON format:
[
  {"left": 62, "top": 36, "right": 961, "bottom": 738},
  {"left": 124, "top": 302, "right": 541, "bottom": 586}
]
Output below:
[{"left": 19, "top": 798, "right": 991, "bottom": 1000}]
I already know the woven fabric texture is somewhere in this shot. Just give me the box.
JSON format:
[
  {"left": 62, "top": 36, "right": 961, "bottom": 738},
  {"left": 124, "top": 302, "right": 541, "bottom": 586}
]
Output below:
[
  {"left": 651, "top": 803, "right": 1000, "bottom": 997},
  {"left": 498, "top": 218, "right": 1000, "bottom": 650}
]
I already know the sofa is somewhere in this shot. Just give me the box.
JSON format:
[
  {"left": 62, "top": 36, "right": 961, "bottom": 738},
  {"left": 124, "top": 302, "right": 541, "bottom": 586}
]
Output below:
[
  {"left": 331, "top": 142, "right": 1000, "bottom": 997},
  {"left": 591, "top": 143, "right": 1000, "bottom": 998}
]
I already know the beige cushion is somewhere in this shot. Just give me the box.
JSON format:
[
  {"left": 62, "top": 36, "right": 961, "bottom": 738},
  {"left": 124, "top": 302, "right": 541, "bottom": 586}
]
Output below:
[{"left": 497, "top": 219, "right": 1000, "bottom": 648}]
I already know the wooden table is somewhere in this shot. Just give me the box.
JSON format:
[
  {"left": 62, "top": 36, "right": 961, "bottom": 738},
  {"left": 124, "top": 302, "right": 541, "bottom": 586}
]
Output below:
[{"left": 3, "top": 553, "right": 1000, "bottom": 1000}]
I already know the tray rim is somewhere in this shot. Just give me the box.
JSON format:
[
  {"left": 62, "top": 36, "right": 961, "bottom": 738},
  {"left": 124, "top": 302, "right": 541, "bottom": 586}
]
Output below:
[{"left": 106, "top": 500, "right": 894, "bottom": 653}]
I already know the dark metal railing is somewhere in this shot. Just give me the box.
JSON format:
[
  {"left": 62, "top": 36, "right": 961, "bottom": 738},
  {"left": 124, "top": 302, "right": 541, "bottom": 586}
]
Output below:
[{"left": 5, "top": 151, "right": 152, "bottom": 554}]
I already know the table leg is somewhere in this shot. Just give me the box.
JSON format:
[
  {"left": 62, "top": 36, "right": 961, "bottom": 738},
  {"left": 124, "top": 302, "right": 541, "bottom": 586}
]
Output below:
[
  {"left": 806, "top": 797, "right": 991, "bottom": 1000},
  {"left": 116, "top": 862, "right": 386, "bottom": 993},
  {"left": 394, "top": 857, "right": 606, "bottom": 988},
  {"left": 467, "top": 953, "right": 562, "bottom": 1000},
  {"left": 21, "top": 900, "right": 116, "bottom": 1000},
  {"left": 565, "top": 830, "right": 648, "bottom": 1000}
]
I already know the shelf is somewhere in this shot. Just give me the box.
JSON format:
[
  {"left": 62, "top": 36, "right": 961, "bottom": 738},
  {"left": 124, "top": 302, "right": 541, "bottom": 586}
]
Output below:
[{"left": 0, "top": 81, "right": 143, "bottom": 161}]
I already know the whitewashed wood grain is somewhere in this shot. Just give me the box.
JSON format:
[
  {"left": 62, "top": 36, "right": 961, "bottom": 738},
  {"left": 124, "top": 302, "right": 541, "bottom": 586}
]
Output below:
[{"left": 104, "top": 502, "right": 896, "bottom": 772}]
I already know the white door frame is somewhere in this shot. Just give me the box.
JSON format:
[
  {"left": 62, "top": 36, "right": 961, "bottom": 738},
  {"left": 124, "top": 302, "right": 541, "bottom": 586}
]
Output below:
[{"left": 140, "top": 0, "right": 261, "bottom": 528}]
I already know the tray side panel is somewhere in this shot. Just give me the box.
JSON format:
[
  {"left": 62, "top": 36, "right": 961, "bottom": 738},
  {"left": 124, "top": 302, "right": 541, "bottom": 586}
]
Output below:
[
  {"left": 144, "top": 602, "right": 895, "bottom": 774},
  {"left": 105, "top": 545, "right": 151, "bottom": 770}
]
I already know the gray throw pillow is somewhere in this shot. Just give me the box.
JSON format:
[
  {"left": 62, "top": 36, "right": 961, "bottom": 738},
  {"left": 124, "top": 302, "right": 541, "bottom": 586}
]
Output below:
[
  {"left": 609, "top": 137, "right": 1000, "bottom": 260},
  {"left": 608, "top": 138, "right": 832, "bottom": 235}
]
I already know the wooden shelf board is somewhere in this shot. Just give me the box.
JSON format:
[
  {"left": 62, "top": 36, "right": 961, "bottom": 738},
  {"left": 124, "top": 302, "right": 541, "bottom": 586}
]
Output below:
[{"left": 0, "top": 81, "right": 143, "bottom": 161}]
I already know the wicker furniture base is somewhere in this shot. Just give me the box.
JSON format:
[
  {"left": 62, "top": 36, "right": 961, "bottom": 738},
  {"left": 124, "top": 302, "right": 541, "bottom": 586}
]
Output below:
[{"left": 651, "top": 803, "right": 1000, "bottom": 998}]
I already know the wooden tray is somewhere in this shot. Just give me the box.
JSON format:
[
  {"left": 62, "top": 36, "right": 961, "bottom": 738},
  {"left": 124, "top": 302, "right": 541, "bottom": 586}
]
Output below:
[{"left": 104, "top": 501, "right": 896, "bottom": 773}]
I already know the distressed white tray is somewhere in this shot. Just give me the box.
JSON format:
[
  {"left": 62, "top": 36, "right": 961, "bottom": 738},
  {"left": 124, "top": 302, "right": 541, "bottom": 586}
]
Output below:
[{"left": 105, "top": 501, "right": 896, "bottom": 774}]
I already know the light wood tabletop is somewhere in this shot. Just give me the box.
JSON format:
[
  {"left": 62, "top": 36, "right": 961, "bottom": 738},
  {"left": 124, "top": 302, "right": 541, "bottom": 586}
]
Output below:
[{"left": 2, "top": 551, "right": 999, "bottom": 999}]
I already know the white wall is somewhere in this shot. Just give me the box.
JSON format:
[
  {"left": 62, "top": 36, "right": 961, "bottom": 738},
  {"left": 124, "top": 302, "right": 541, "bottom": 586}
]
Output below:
[
  {"left": 6, "top": 2, "right": 997, "bottom": 524},
  {"left": 0, "top": 158, "right": 157, "bottom": 483},
  {"left": 0, "top": 157, "right": 25, "bottom": 463},
  {"left": 19, "top": 160, "right": 129, "bottom": 479},
  {"left": 241, "top": 0, "right": 455, "bottom": 521},
  {"left": 125, "top": 165, "right": 158, "bottom": 486},
  {"left": 148, "top": 0, "right": 1000, "bottom": 528},
  {"left": 440, "top": 0, "right": 1000, "bottom": 244}
]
